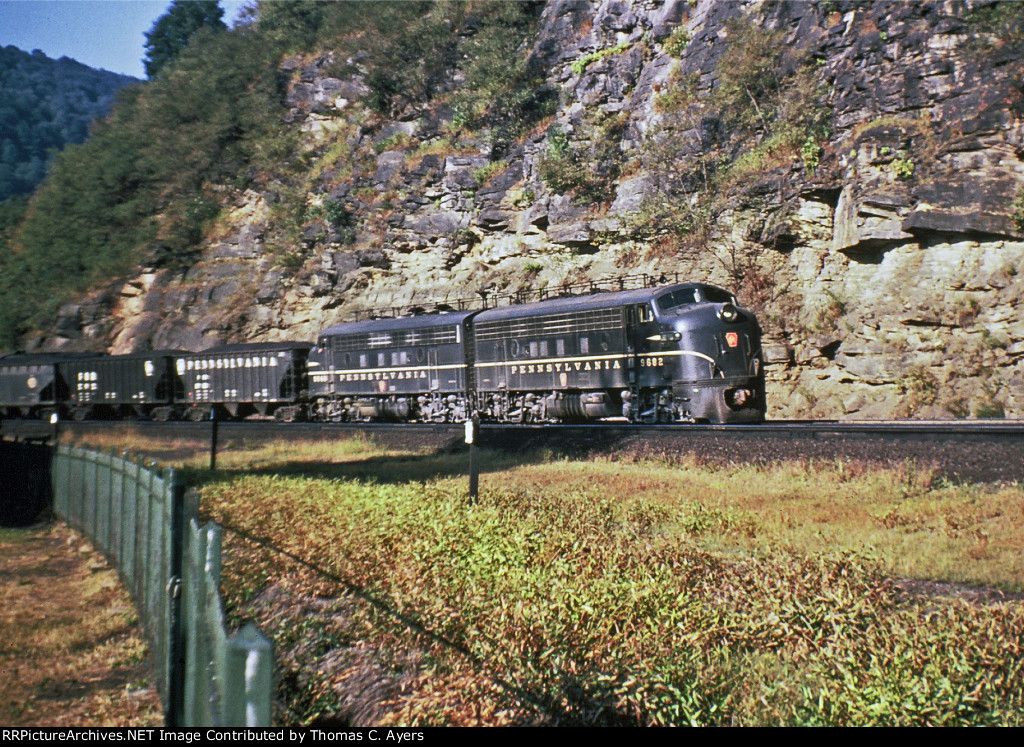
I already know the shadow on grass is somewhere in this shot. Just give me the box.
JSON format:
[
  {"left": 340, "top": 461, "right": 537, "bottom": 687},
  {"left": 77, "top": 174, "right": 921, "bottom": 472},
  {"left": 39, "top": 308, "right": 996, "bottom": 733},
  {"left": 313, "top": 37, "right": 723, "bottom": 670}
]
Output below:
[
  {"left": 223, "top": 524, "right": 649, "bottom": 727},
  {"left": 180, "top": 448, "right": 553, "bottom": 488}
]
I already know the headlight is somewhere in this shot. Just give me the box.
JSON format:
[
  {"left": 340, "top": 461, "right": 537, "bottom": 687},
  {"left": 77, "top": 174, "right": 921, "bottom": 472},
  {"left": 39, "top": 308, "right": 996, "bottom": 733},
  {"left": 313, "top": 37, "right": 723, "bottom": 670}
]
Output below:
[
  {"left": 718, "top": 303, "right": 739, "bottom": 322},
  {"left": 646, "top": 331, "right": 681, "bottom": 342}
]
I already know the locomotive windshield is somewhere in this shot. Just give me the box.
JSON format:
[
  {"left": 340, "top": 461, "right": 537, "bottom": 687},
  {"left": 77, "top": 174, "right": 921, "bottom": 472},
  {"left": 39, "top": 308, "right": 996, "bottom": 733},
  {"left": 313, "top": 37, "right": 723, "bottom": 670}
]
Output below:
[
  {"left": 656, "top": 286, "right": 738, "bottom": 312},
  {"left": 701, "top": 287, "right": 735, "bottom": 304},
  {"left": 655, "top": 288, "right": 699, "bottom": 311}
]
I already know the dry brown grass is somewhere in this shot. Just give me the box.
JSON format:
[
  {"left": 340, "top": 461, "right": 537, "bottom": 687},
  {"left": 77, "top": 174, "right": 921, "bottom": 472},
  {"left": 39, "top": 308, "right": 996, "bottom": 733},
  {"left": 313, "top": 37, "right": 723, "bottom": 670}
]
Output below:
[
  {"left": 507, "top": 457, "right": 1024, "bottom": 590},
  {"left": 52, "top": 432, "right": 1024, "bottom": 724},
  {"left": 0, "top": 524, "right": 162, "bottom": 727}
]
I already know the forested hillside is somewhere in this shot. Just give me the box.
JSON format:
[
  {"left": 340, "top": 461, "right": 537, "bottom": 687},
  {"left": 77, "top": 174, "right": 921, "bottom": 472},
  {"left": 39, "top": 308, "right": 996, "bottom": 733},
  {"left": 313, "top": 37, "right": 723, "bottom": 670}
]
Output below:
[
  {"left": 2, "top": 0, "right": 1023, "bottom": 420},
  {"left": 0, "top": 45, "right": 137, "bottom": 202},
  {"left": 0, "top": 1, "right": 544, "bottom": 349}
]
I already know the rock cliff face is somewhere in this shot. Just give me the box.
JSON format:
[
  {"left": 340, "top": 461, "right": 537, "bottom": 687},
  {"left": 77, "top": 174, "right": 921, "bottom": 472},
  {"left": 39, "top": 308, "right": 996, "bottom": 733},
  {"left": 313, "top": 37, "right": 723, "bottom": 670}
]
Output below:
[{"left": 52, "top": 0, "right": 1024, "bottom": 420}]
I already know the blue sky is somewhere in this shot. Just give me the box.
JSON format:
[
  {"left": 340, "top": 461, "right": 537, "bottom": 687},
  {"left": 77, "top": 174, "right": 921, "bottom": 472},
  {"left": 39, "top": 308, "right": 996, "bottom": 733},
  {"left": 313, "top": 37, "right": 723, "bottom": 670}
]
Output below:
[{"left": 0, "top": 0, "right": 251, "bottom": 78}]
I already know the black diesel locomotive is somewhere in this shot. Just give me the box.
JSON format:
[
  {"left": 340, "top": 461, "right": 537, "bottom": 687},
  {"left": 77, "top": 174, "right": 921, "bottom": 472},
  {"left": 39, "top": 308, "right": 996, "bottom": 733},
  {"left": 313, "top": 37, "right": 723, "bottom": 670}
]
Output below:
[
  {"left": 0, "top": 282, "right": 765, "bottom": 425},
  {"left": 309, "top": 282, "right": 764, "bottom": 424}
]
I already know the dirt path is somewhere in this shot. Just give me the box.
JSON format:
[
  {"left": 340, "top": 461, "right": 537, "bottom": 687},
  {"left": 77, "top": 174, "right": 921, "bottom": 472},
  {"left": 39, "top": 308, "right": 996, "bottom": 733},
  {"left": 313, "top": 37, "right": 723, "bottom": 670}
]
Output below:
[{"left": 0, "top": 522, "right": 162, "bottom": 726}]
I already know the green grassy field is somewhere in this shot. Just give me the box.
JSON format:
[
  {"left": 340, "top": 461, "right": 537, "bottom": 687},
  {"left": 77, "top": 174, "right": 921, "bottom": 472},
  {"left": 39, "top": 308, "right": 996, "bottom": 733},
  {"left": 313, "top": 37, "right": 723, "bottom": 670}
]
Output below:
[{"left": 123, "top": 435, "right": 1022, "bottom": 727}]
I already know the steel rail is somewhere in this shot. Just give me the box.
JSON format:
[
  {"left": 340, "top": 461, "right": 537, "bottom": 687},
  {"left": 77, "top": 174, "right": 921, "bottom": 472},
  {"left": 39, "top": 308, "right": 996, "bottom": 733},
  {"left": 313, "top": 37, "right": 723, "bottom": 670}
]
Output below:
[{"left": 5, "top": 418, "right": 1024, "bottom": 439}]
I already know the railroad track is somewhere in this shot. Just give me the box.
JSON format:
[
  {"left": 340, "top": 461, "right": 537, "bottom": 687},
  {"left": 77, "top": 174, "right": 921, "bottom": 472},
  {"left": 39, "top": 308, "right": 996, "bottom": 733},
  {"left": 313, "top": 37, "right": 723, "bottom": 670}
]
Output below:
[{"left": 4, "top": 418, "right": 1023, "bottom": 483}]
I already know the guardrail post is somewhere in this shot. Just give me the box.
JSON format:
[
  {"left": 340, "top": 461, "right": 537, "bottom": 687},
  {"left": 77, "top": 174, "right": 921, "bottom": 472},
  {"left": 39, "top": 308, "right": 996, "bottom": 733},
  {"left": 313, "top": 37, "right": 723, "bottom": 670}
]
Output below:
[
  {"left": 222, "top": 624, "right": 273, "bottom": 727},
  {"left": 209, "top": 409, "right": 219, "bottom": 471},
  {"left": 166, "top": 471, "right": 186, "bottom": 728}
]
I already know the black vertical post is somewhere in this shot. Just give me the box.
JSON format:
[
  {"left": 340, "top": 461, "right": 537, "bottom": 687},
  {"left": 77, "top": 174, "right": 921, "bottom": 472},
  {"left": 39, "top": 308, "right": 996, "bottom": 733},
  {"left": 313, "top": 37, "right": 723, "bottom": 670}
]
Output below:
[
  {"left": 466, "top": 412, "right": 479, "bottom": 503},
  {"left": 166, "top": 476, "right": 186, "bottom": 728},
  {"left": 209, "top": 408, "right": 218, "bottom": 471}
]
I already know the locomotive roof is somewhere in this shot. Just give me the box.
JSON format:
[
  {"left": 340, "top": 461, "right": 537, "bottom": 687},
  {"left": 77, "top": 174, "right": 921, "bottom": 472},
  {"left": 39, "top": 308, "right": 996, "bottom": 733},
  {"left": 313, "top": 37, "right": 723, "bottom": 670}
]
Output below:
[
  {"left": 319, "top": 310, "right": 477, "bottom": 338},
  {"left": 185, "top": 342, "right": 314, "bottom": 355},
  {"left": 474, "top": 283, "right": 731, "bottom": 323}
]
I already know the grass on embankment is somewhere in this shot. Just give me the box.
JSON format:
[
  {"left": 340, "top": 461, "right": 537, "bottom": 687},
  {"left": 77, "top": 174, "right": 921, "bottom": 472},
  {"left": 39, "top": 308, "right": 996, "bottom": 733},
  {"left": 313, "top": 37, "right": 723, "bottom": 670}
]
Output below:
[
  {"left": 60, "top": 431, "right": 1024, "bottom": 724},
  {"left": 136, "top": 436, "right": 1023, "bottom": 727}
]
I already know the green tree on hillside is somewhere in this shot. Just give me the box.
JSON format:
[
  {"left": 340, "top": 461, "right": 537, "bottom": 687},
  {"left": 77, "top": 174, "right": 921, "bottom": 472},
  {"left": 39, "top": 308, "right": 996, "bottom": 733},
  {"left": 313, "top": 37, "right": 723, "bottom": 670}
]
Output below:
[
  {"left": 144, "top": 0, "right": 226, "bottom": 78},
  {"left": 0, "top": 46, "right": 136, "bottom": 201},
  {"left": 0, "top": 18, "right": 288, "bottom": 349}
]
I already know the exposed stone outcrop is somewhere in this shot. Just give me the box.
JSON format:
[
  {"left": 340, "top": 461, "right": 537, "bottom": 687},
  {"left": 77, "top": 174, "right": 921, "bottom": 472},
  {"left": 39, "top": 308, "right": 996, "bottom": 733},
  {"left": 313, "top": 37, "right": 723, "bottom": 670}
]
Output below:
[{"left": 54, "top": 0, "right": 1024, "bottom": 420}]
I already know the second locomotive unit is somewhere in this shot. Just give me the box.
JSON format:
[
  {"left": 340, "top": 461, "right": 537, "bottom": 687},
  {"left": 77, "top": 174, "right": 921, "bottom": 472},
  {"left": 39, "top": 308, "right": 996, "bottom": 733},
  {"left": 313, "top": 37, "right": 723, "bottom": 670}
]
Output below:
[{"left": 308, "top": 282, "right": 765, "bottom": 424}]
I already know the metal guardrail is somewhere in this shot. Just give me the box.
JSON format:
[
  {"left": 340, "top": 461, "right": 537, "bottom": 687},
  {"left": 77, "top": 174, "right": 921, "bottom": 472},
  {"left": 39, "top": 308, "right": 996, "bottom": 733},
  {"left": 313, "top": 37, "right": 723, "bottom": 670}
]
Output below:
[
  {"left": 182, "top": 515, "right": 272, "bottom": 727},
  {"left": 9, "top": 443, "right": 275, "bottom": 727},
  {"left": 52, "top": 447, "right": 181, "bottom": 719}
]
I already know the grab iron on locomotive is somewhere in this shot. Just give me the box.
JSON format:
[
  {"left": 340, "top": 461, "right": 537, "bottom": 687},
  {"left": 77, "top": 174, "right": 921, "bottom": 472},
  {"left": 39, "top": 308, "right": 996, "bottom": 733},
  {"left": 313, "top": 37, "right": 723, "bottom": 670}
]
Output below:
[{"left": 0, "top": 282, "right": 765, "bottom": 425}]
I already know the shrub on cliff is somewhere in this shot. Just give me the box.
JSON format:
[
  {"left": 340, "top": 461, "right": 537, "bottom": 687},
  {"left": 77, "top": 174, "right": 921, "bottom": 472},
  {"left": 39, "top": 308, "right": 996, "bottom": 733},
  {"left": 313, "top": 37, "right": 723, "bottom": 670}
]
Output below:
[
  {"left": 631, "top": 17, "right": 831, "bottom": 254},
  {"left": 449, "top": 2, "right": 552, "bottom": 153},
  {"left": 539, "top": 112, "right": 628, "bottom": 206}
]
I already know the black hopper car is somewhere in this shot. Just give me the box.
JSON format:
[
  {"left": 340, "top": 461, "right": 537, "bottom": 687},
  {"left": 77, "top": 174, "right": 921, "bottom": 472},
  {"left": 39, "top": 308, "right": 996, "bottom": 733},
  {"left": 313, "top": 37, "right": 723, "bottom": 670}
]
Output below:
[
  {"left": 60, "top": 351, "right": 182, "bottom": 421},
  {"left": 174, "top": 343, "right": 313, "bottom": 422},
  {"left": 0, "top": 343, "right": 313, "bottom": 423},
  {"left": 0, "top": 282, "right": 765, "bottom": 425},
  {"left": 0, "top": 353, "right": 83, "bottom": 420}
]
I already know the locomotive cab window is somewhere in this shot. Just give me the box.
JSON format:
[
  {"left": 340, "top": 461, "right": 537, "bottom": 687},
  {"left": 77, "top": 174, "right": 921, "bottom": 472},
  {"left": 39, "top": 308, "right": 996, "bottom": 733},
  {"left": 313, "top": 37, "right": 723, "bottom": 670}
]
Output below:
[
  {"left": 701, "top": 287, "right": 736, "bottom": 304},
  {"left": 656, "top": 289, "right": 699, "bottom": 312}
]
